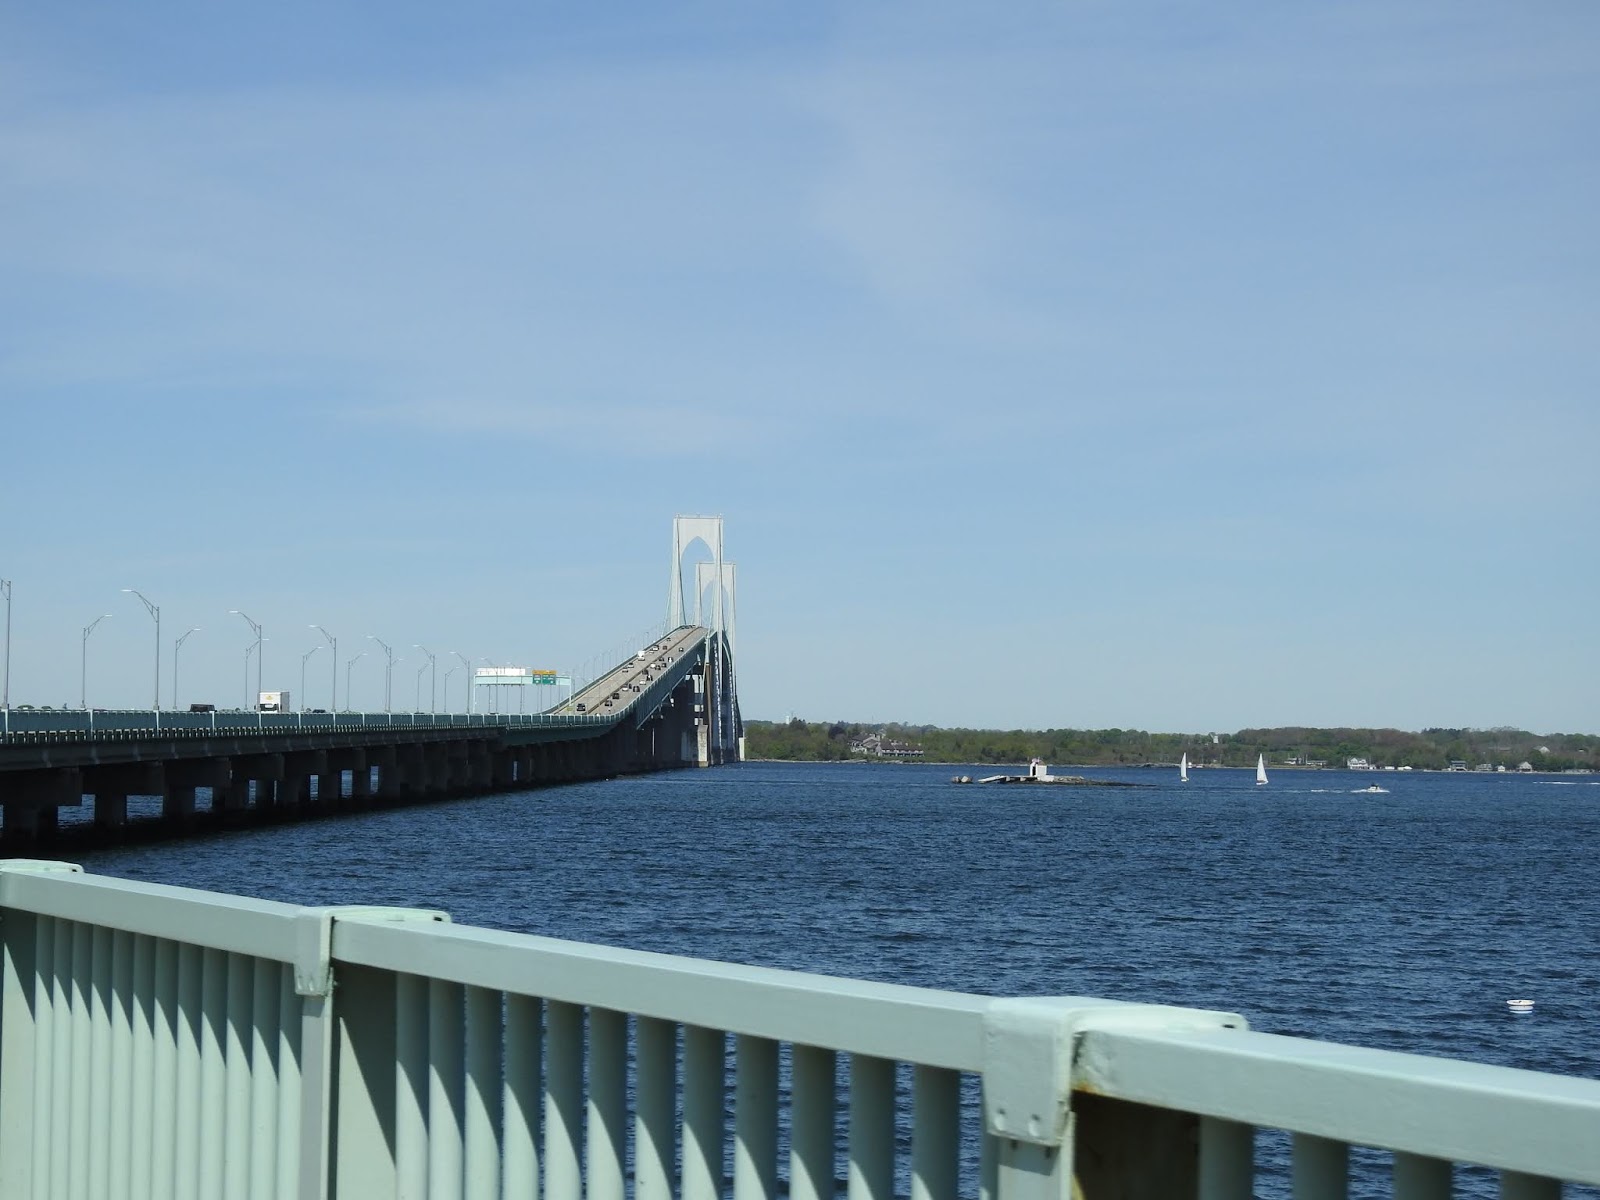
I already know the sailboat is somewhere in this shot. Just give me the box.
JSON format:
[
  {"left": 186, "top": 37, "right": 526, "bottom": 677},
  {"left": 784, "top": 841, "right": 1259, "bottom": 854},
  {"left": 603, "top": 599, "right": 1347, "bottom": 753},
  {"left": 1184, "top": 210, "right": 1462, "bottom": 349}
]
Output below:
[
  {"left": 1256, "top": 754, "right": 1268, "bottom": 786},
  {"left": 1179, "top": 753, "right": 1189, "bottom": 783}
]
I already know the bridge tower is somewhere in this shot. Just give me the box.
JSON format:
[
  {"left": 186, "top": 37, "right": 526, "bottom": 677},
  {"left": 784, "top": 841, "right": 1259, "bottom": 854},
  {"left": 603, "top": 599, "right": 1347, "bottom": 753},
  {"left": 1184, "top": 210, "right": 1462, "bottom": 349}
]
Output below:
[{"left": 668, "top": 516, "right": 742, "bottom": 763}]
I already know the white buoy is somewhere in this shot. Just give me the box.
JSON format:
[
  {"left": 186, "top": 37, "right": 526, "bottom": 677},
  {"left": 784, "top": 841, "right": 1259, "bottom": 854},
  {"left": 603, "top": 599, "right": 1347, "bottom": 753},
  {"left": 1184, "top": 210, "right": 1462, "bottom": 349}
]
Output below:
[{"left": 1506, "top": 998, "right": 1534, "bottom": 1013}]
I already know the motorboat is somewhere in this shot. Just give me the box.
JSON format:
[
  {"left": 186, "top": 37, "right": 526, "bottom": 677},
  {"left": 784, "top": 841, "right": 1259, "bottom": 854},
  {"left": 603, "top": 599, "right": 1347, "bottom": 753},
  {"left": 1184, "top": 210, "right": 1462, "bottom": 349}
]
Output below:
[{"left": 1352, "top": 784, "right": 1390, "bottom": 794}]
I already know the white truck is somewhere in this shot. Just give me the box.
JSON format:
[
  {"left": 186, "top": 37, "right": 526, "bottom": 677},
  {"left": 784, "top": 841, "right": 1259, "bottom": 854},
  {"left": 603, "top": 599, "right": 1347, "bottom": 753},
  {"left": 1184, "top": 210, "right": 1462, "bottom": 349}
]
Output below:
[{"left": 257, "top": 690, "right": 290, "bottom": 713}]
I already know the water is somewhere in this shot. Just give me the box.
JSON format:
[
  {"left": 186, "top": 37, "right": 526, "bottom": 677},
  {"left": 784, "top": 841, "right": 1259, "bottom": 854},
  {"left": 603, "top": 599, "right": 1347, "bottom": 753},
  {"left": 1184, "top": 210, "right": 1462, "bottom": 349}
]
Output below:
[{"left": 66, "top": 760, "right": 1600, "bottom": 1187}]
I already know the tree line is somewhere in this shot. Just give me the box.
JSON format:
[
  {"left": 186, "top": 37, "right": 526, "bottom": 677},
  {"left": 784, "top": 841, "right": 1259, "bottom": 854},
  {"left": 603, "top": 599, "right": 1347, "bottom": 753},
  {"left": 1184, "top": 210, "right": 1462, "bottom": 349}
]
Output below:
[{"left": 744, "top": 720, "right": 1599, "bottom": 772}]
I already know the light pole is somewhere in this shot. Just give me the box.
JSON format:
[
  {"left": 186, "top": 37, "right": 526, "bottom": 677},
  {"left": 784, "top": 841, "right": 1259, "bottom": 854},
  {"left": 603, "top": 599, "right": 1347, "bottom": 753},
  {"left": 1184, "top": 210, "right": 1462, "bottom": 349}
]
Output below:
[
  {"left": 1, "top": 576, "right": 11, "bottom": 711},
  {"left": 444, "top": 665, "right": 459, "bottom": 713},
  {"left": 244, "top": 640, "right": 268, "bottom": 710},
  {"left": 453, "top": 651, "right": 473, "bottom": 714},
  {"left": 121, "top": 588, "right": 160, "bottom": 711},
  {"left": 311, "top": 625, "right": 337, "bottom": 712},
  {"left": 345, "top": 651, "right": 365, "bottom": 712},
  {"left": 230, "top": 610, "right": 262, "bottom": 704},
  {"left": 300, "top": 646, "right": 320, "bottom": 712},
  {"left": 414, "top": 663, "right": 427, "bottom": 712},
  {"left": 81, "top": 614, "right": 111, "bottom": 709},
  {"left": 367, "top": 636, "right": 395, "bottom": 712},
  {"left": 414, "top": 645, "right": 437, "bottom": 715},
  {"left": 172, "top": 627, "right": 200, "bottom": 710}
]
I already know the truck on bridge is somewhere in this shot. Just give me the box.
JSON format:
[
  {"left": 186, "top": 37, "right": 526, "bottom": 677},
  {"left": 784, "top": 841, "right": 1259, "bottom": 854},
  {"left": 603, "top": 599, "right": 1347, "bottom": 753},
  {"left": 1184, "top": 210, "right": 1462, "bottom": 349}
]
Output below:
[{"left": 257, "top": 690, "right": 289, "bottom": 713}]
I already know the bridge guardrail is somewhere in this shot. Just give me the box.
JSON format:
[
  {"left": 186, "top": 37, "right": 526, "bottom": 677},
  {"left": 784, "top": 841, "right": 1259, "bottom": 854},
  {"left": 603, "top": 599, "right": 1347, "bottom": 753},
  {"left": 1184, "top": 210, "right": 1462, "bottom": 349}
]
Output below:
[
  {"left": 1, "top": 862, "right": 1595, "bottom": 1199},
  {"left": 0, "top": 708, "right": 618, "bottom": 744}
]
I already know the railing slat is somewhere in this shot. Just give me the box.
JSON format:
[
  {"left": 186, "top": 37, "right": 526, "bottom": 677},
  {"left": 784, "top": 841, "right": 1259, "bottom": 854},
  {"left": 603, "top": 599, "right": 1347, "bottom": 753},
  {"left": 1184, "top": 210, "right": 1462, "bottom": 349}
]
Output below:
[
  {"left": 791, "top": 1045, "right": 837, "bottom": 1200},
  {"left": 683, "top": 1025, "right": 726, "bottom": 1200},
  {"left": 1393, "top": 1151, "right": 1451, "bottom": 1200},
  {"left": 199, "top": 947, "right": 227, "bottom": 1197},
  {"left": 248, "top": 957, "right": 281, "bottom": 1200},
  {"left": 128, "top": 935, "right": 155, "bottom": 1200},
  {"left": 173, "top": 942, "right": 202, "bottom": 1200},
  {"left": 502, "top": 994, "right": 541, "bottom": 1199},
  {"left": 89, "top": 925, "right": 113, "bottom": 1200},
  {"left": 69, "top": 921, "right": 93, "bottom": 1200},
  {"left": 21, "top": 915, "right": 54, "bottom": 1200},
  {"left": 1292, "top": 1133, "right": 1349, "bottom": 1200},
  {"left": 544, "top": 1000, "right": 583, "bottom": 1200},
  {"left": 588, "top": 1006, "right": 629, "bottom": 1200},
  {"left": 1199, "top": 1117, "right": 1254, "bottom": 1200},
  {"left": 275, "top": 965, "right": 301, "bottom": 1193},
  {"left": 911, "top": 1065, "right": 959, "bottom": 1200},
  {"left": 108, "top": 930, "right": 134, "bottom": 1200},
  {"left": 49, "top": 918, "right": 74, "bottom": 1200},
  {"left": 396, "top": 973, "right": 430, "bottom": 1197},
  {"left": 149, "top": 938, "right": 179, "bottom": 1200},
  {"left": 1501, "top": 1171, "right": 1561, "bottom": 1200},
  {"left": 463, "top": 984, "right": 502, "bottom": 1200},
  {"left": 635, "top": 1016, "right": 675, "bottom": 1200},
  {"left": 223, "top": 953, "right": 254, "bottom": 1199},
  {"left": 734, "top": 1034, "right": 778, "bottom": 1200},
  {"left": 849, "top": 1054, "right": 895, "bottom": 1200},
  {"left": 429, "top": 979, "right": 466, "bottom": 1200}
]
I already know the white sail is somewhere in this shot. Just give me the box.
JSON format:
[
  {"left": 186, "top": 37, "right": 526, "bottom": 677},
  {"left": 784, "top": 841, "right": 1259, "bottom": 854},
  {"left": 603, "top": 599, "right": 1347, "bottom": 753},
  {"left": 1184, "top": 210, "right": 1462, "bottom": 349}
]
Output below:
[
  {"left": 1256, "top": 753, "right": 1268, "bottom": 785},
  {"left": 1180, "top": 752, "right": 1188, "bottom": 782}
]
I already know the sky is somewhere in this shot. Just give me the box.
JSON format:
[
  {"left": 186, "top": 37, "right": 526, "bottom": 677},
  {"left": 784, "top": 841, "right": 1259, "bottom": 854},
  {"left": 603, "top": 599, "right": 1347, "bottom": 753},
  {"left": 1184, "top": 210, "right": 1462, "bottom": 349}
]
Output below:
[{"left": 1, "top": 1, "right": 1596, "bottom": 734}]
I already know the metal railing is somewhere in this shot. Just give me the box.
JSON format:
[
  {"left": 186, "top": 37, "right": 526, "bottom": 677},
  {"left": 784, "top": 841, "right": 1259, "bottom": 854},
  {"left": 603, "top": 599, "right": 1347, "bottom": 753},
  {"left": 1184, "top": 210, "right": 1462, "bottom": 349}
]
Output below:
[{"left": 1, "top": 862, "right": 1595, "bottom": 1199}]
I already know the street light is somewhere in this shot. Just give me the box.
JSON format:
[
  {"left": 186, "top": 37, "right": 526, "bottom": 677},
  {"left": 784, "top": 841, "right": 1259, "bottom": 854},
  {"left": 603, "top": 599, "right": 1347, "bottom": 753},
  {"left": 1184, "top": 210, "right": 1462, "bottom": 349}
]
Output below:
[
  {"left": 1, "top": 576, "right": 11, "bottom": 711},
  {"left": 453, "top": 651, "right": 473, "bottom": 714},
  {"left": 81, "top": 614, "right": 111, "bottom": 709},
  {"left": 414, "top": 663, "right": 428, "bottom": 713},
  {"left": 413, "top": 645, "right": 437, "bottom": 715},
  {"left": 444, "top": 665, "right": 459, "bottom": 713},
  {"left": 367, "top": 636, "right": 395, "bottom": 713},
  {"left": 230, "top": 610, "right": 263, "bottom": 705},
  {"left": 121, "top": 588, "right": 160, "bottom": 711},
  {"left": 300, "top": 646, "right": 321, "bottom": 712},
  {"left": 345, "top": 651, "right": 366, "bottom": 712},
  {"left": 173, "top": 627, "right": 200, "bottom": 710},
  {"left": 243, "top": 640, "right": 269, "bottom": 710},
  {"left": 311, "top": 625, "right": 337, "bottom": 712}
]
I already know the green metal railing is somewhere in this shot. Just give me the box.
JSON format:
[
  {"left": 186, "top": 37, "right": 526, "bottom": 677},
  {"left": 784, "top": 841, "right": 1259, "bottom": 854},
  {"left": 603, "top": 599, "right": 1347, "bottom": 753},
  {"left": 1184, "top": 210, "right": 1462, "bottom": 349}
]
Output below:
[{"left": 2, "top": 862, "right": 1596, "bottom": 1199}]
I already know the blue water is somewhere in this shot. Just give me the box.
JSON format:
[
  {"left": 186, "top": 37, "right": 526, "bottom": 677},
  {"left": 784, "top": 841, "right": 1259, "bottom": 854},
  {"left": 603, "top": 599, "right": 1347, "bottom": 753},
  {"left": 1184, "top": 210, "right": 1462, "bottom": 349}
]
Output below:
[{"left": 70, "top": 760, "right": 1600, "bottom": 1188}]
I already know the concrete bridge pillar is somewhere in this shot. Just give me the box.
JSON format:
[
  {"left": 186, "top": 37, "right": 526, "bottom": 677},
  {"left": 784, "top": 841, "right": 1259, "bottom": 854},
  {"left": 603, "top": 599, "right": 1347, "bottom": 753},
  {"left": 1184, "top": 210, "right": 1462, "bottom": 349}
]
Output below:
[
  {"left": 94, "top": 793, "right": 129, "bottom": 830},
  {"left": 165, "top": 758, "right": 229, "bottom": 823},
  {"left": 164, "top": 785, "right": 198, "bottom": 823},
  {"left": 394, "top": 746, "right": 426, "bottom": 800},
  {"left": 425, "top": 745, "right": 452, "bottom": 797},
  {"left": 2, "top": 803, "right": 59, "bottom": 846},
  {"left": 234, "top": 754, "right": 285, "bottom": 814},
  {"left": 1, "top": 769, "right": 81, "bottom": 850}
]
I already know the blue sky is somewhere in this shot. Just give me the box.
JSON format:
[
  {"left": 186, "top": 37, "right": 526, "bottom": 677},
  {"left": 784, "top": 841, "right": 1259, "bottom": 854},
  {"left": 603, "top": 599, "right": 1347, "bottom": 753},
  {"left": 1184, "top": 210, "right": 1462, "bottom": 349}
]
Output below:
[{"left": 2, "top": 2, "right": 1596, "bottom": 733}]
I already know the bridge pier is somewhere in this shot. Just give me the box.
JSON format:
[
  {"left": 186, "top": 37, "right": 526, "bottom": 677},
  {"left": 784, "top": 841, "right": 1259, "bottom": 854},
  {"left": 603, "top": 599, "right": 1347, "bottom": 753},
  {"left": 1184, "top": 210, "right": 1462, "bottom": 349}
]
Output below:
[
  {"left": 326, "top": 750, "right": 367, "bottom": 811},
  {"left": 1, "top": 769, "right": 81, "bottom": 849},
  {"left": 83, "top": 764, "right": 163, "bottom": 831},
  {"left": 165, "top": 759, "right": 228, "bottom": 825},
  {"left": 94, "top": 793, "right": 129, "bottom": 829},
  {"left": 234, "top": 753, "right": 285, "bottom": 816}
]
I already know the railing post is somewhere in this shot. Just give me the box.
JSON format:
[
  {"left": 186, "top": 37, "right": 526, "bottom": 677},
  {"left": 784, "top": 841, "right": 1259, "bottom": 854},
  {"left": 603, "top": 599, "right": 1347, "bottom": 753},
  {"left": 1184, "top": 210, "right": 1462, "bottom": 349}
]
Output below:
[
  {"left": 983, "top": 998, "right": 1246, "bottom": 1200},
  {"left": 293, "top": 905, "right": 450, "bottom": 1200}
]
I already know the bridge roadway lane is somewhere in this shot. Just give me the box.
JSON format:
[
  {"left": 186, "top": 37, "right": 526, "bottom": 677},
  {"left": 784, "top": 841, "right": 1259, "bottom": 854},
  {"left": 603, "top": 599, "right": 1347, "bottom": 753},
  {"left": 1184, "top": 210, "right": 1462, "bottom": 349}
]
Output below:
[{"left": 557, "top": 625, "right": 707, "bottom": 717}]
